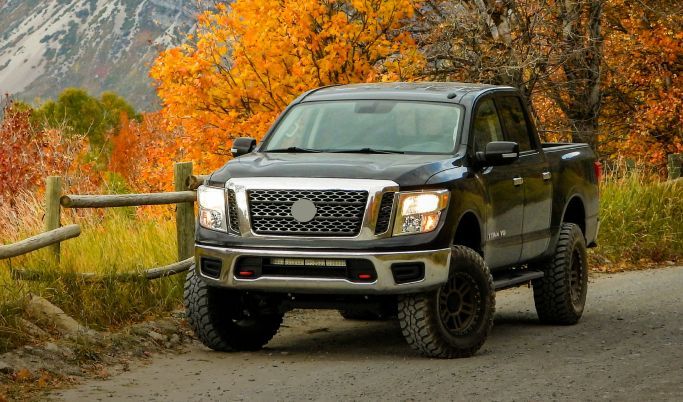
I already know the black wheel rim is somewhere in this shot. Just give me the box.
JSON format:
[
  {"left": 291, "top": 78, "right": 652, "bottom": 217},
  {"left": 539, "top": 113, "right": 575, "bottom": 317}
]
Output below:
[
  {"left": 437, "top": 273, "right": 481, "bottom": 336},
  {"left": 569, "top": 249, "right": 584, "bottom": 306}
]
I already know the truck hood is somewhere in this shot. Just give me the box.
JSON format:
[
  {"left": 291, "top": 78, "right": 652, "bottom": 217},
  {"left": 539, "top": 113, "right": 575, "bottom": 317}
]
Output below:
[{"left": 208, "top": 152, "right": 460, "bottom": 187}]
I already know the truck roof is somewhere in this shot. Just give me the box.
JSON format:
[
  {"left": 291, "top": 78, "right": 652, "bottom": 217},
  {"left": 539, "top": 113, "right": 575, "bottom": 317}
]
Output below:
[{"left": 301, "top": 82, "right": 517, "bottom": 104}]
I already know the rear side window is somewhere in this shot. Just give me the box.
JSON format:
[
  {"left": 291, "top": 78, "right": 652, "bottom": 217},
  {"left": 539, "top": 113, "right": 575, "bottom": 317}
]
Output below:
[
  {"left": 472, "top": 98, "right": 504, "bottom": 153},
  {"left": 497, "top": 96, "right": 533, "bottom": 152}
]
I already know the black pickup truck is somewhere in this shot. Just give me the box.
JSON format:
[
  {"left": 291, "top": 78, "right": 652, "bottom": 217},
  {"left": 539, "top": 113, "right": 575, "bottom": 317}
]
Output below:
[{"left": 186, "top": 82, "right": 600, "bottom": 358}]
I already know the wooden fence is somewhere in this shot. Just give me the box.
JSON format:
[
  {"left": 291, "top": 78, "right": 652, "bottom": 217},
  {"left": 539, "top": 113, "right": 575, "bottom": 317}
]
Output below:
[
  {"left": 2, "top": 153, "right": 681, "bottom": 280},
  {"left": 1, "top": 162, "right": 207, "bottom": 282}
]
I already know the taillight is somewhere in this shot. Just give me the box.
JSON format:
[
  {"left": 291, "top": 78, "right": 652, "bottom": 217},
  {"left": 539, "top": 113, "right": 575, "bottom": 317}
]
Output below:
[{"left": 593, "top": 161, "right": 602, "bottom": 182}]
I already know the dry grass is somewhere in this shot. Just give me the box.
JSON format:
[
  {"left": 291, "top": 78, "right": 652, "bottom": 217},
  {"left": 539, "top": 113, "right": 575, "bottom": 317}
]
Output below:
[
  {"left": 1, "top": 194, "right": 182, "bottom": 353},
  {"left": 592, "top": 163, "right": 683, "bottom": 270}
]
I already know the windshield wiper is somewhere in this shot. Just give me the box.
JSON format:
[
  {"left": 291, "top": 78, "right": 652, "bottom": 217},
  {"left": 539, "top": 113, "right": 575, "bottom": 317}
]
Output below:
[
  {"left": 330, "top": 148, "right": 404, "bottom": 154},
  {"left": 265, "top": 147, "right": 323, "bottom": 153}
]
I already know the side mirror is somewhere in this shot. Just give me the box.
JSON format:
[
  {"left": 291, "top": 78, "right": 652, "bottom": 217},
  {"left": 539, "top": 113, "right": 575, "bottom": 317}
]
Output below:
[
  {"left": 231, "top": 137, "right": 257, "bottom": 157},
  {"left": 476, "top": 141, "right": 519, "bottom": 166}
]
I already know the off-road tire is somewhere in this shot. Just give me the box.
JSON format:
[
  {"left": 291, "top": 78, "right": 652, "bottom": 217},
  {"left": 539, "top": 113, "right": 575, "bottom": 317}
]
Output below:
[
  {"left": 398, "top": 246, "right": 495, "bottom": 358},
  {"left": 532, "top": 223, "right": 588, "bottom": 325},
  {"left": 184, "top": 268, "right": 283, "bottom": 351}
]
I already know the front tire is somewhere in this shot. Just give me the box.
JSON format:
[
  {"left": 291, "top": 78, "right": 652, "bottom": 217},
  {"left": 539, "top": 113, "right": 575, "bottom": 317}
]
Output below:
[
  {"left": 532, "top": 223, "right": 588, "bottom": 325},
  {"left": 398, "top": 246, "right": 495, "bottom": 358},
  {"left": 184, "top": 268, "right": 283, "bottom": 351}
]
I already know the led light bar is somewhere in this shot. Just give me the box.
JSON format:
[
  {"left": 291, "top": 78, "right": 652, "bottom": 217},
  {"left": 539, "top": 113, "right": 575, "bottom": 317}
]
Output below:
[{"left": 270, "top": 258, "right": 347, "bottom": 267}]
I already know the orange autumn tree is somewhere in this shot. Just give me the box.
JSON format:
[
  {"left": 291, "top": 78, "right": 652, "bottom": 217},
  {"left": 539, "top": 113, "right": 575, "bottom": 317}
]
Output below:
[
  {"left": 602, "top": 0, "right": 683, "bottom": 167},
  {"left": 0, "top": 97, "right": 94, "bottom": 203},
  {"left": 109, "top": 111, "right": 186, "bottom": 192},
  {"left": 150, "top": 0, "right": 424, "bottom": 171}
]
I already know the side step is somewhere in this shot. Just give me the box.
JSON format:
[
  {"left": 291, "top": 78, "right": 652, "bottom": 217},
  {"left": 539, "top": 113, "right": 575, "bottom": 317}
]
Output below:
[{"left": 493, "top": 270, "right": 544, "bottom": 291}]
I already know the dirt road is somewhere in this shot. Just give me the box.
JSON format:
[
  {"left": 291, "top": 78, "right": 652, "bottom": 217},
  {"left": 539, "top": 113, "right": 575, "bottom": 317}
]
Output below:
[{"left": 55, "top": 266, "right": 683, "bottom": 401}]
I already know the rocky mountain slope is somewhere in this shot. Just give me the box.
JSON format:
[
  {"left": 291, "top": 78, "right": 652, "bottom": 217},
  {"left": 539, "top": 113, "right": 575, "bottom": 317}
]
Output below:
[{"left": 0, "top": 0, "right": 196, "bottom": 110}]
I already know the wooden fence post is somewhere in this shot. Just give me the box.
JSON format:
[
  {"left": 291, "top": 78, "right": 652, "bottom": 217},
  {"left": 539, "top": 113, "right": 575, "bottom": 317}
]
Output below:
[
  {"left": 45, "top": 176, "right": 62, "bottom": 263},
  {"left": 174, "top": 162, "right": 195, "bottom": 261},
  {"left": 668, "top": 154, "right": 682, "bottom": 180}
]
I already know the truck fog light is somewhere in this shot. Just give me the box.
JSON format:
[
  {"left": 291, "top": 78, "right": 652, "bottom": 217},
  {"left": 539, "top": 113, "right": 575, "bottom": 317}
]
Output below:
[{"left": 393, "top": 190, "right": 449, "bottom": 236}]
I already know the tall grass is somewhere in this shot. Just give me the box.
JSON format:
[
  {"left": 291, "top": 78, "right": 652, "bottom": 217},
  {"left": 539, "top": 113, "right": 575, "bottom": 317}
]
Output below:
[
  {"left": 597, "top": 166, "right": 683, "bottom": 267},
  {"left": 0, "top": 195, "right": 181, "bottom": 353}
]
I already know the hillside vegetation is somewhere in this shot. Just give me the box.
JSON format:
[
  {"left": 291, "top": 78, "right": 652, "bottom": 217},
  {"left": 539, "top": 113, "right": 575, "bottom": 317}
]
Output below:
[{"left": 0, "top": 0, "right": 195, "bottom": 110}]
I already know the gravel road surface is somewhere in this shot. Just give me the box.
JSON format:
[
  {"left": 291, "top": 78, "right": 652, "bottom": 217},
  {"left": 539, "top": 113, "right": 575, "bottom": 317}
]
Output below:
[{"left": 55, "top": 266, "right": 683, "bottom": 401}]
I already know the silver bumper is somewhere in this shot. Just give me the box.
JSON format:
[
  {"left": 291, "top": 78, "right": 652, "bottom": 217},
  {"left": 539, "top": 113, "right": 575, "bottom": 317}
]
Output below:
[{"left": 195, "top": 245, "right": 452, "bottom": 294}]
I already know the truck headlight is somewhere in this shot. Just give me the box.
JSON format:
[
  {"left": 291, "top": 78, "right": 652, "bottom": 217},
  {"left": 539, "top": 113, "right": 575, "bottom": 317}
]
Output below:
[
  {"left": 393, "top": 190, "right": 449, "bottom": 236},
  {"left": 197, "top": 185, "right": 227, "bottom": 232}
]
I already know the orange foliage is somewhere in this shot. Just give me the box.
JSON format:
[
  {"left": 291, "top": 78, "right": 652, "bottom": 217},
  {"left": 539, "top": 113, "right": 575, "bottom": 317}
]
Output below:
[
  {"left": 150, "top": 0, "right": 424, "bottom": 172},
  {"left": 109, "top": 111, "right": 184, "bottom": 192},
  {"left": 0, "top": 98, "right": 97, "bottom": 205},
  {"left": 603, "top": 0, "right": 683, "bottom": 167}
]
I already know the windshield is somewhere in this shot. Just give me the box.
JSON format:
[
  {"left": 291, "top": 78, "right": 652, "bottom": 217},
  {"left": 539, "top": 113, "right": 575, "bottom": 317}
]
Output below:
[{"left": 262, "top": 100, "right": 463, "bottom": 153}]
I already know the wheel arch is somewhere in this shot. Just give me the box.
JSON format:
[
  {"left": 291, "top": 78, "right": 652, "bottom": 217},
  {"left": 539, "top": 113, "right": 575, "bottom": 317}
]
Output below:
[
  {"left": 562, "top": 195, "right": 586, "bottom": 237},
  {"left": 452, "top": 210, "right": 484, "bottom": 256}
]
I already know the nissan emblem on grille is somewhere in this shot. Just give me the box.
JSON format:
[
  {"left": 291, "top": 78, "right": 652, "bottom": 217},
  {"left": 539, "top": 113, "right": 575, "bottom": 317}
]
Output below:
[
  {"left": 291, "top": 199, "right": 317, "bottom": 222},
  {"left": 247, "top": 189, "right": 368, "bottom": 236}
]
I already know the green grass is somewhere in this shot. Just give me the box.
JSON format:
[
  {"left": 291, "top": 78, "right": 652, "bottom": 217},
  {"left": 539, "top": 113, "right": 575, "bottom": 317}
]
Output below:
[
  {"left": 0, "top": 208, "right": 182, "bottom": 353},
  {"left": 596, "top": 170, "right": 683, "bottom": 267}
]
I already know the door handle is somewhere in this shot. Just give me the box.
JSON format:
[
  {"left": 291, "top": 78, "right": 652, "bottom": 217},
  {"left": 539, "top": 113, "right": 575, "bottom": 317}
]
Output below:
[
  {"left": 542, "top": 171, "right": 552, "bottom": 181},
  {"left": 513, "top": 176, "right": 524, "bottom": 186}
]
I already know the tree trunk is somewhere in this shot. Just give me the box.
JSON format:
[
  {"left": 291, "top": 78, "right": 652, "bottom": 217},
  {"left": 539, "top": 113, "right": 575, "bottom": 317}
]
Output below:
[
  {"left": 571, "top": 118, "right": 599, "bottom": 150},
  {"left": 548, "top": 0, "right": 603, "bottom": 153}
]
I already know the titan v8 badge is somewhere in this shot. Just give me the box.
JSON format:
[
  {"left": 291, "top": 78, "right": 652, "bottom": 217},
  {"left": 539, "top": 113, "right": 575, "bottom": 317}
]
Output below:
[{"left": 487, "top": 230, "right": 507, "bottom": 240}]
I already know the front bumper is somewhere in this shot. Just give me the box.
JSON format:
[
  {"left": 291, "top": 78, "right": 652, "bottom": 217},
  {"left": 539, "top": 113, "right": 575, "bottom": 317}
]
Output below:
[{"left": 195, "top": 245, "right": 451, "bottom": 294}]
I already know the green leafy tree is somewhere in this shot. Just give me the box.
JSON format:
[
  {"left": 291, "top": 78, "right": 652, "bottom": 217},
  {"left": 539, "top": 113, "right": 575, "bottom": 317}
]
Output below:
[
  {"left": 29, "top": 88, "right": 139, "bottom": 167},
  {"left": 31, "top": 88, "right": 138, "bottom": 149}
]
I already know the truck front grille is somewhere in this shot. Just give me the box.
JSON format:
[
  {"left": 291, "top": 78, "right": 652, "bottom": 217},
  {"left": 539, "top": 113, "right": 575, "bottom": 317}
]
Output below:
[{"left": 247, "top": 189, "right": 368, "bottom": 236}]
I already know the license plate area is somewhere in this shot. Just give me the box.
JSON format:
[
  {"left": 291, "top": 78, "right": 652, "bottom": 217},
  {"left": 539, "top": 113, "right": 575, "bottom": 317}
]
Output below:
[{"left": 234, "top": 256, "right": 376, "bottom": 282}]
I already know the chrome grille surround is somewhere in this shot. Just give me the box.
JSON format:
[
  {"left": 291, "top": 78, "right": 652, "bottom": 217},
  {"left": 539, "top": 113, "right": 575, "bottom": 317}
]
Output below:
[{"left": 226, "top": 177, "right": 399, "bottom": 240}]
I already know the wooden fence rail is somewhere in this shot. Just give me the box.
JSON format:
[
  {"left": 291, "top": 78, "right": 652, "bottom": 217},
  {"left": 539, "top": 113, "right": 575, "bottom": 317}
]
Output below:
[
  {"left": 0, "top": 224, "right": 81, "bottom": 260},
  {"left": 2, "top": 161, "right": 204, "bottom": 282},
  {"left": 187, "top": 174, "right": 209, "bottom": 190},
  {"left": 11, "top": 257, "right": 194, "bottom": 283},
  {"left": 60, "top": 191, "right": 196, "bottom": 208}
]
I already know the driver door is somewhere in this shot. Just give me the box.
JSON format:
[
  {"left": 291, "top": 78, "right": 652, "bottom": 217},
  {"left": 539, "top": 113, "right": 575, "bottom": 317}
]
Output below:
[{"left": 472, "top": 98, "right": 525, "bottom": 269}]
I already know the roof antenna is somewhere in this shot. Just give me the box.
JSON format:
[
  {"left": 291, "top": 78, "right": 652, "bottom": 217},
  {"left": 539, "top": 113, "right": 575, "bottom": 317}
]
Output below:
[{"left": 447, "top": 92, "right": 457, "bottom": 99}]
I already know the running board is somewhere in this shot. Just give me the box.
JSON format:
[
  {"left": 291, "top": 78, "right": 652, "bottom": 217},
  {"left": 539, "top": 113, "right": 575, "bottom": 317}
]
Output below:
[{"left": 493, "top": 270, "right": 544, "bottom": 291}]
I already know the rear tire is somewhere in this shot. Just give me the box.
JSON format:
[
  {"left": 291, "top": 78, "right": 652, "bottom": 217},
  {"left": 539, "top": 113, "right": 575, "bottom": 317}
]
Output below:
[
  {"left": 532, "top": 223, "right": 588, "bottom": 325},
  {"left": 184, "top": 268, "right": 283, "bottom": 351},
  {"left": 398, "top": 246, "right": 495, "bottom": 358}
]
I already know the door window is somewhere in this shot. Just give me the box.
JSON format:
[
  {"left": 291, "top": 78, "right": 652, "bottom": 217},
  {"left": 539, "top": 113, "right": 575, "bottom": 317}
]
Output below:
[
  {"left": 472, "top": 98, "right": 504, "bottom": 153},
  {"left": 497, "top": 96, "right": 533, "bottom": 152}
]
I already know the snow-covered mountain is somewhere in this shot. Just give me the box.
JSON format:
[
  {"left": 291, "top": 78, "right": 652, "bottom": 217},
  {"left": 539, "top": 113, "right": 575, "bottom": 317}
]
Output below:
[{"left": 0, "top": 0, "right": 196, "bottom": 110}]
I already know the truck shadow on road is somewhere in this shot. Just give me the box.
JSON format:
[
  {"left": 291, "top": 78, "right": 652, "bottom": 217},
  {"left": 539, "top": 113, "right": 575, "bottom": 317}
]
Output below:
[{"left": 249, "top": 311, "right": 549, "bottom": 359}]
